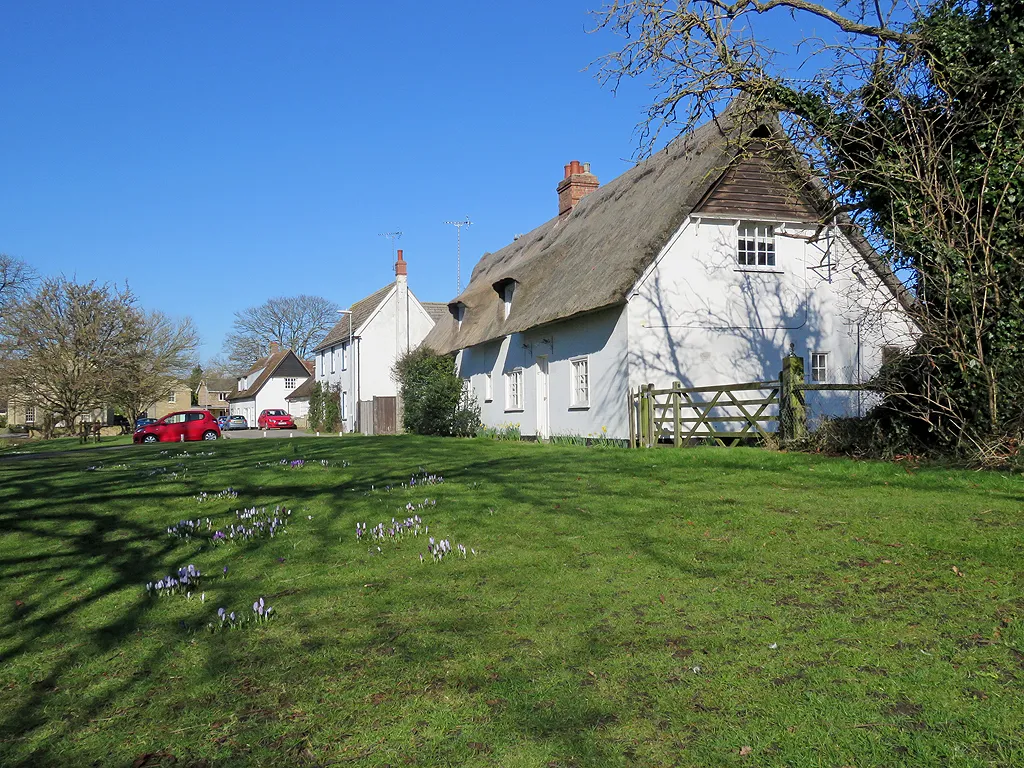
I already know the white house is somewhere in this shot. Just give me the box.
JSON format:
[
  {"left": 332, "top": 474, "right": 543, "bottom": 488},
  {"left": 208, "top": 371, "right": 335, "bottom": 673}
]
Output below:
[
  {"left": 312, "top": 250, "right": 446, "bottom": 432},
  {"left": 422, "top": 104, "right": 917, "bottom": 441},
  {"left": 227, "top": 346, "right": 314, "bottom": 426}
]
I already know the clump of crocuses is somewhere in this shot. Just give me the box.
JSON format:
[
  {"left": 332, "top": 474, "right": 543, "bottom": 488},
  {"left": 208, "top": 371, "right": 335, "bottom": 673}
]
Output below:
[
  {"left": 194, "top": 487, "right": 238, "bottom": 503},
  {"left": 146, "top": 564, "right": 203, "bottom": 597},
  {"left": 210, "top": 506, "right": 291, "bottom": 543},
  {"left": 167, "top": 518, "right": 212, "bottom": 539},
  {"left": 422, "top": 537, "right": 476, "bottom": 563},
  {"left": 410, "top": 469, "right": 443, "bottom": 487},
  {"left": 356, "top": 515, "right": 426, "bottom": 544},
  {"left": 207, "top": 598, "right": 274, "bottom": 632}
]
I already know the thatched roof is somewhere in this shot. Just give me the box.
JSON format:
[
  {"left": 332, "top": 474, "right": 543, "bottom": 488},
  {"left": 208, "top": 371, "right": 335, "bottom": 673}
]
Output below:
[
  {"left": 421, "top": 105, "right": 767, "bottom": 355},
  {"left": 422, "top": 102, "right": 908, "bottom": 356}
]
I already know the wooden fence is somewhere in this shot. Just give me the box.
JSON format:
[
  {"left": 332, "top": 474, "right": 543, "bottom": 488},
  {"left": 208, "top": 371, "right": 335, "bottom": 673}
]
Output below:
[{"left": 628, "top": 355, "right": 870, "bottom": 448}]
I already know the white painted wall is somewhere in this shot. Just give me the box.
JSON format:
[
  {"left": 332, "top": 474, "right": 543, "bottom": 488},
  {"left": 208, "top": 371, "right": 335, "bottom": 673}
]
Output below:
[
  {"left": 628, "top": 216, "right": 917, "bottom": 423},
  {"left": 230, "top": 376, "right": 309, "bottom": 426},
  {"left": 315, "top": 288, "right": 440, "bottom": 431},
  {"left": 457, "top": 306, "right": 630, "bottom": 440}
]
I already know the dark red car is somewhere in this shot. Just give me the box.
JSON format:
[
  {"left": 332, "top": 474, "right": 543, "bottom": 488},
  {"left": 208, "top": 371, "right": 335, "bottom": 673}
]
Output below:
[
  {"left": 133, "top": 410, "right": 221, "bottom": 443},
  {"left": 258, "top": 409, "right": 296, "bottom": 430}
]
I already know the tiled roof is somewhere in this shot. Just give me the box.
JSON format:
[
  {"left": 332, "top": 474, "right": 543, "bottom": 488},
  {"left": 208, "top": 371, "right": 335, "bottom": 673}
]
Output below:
[
  {"left": 422, "top": 302, "right": 448, "bottom": 323},
  {"left": 286, "top": 377, "right": 315, "bottom": 400},
  {"left": 313, "top": 283, "right": 395, "bottom": 352},
  {"left": 228, "top": 350, "right": 309, "bottom": 401}
]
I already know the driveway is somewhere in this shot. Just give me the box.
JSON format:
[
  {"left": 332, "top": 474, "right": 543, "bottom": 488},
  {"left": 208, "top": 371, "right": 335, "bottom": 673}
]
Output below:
[{"left": 220, "top": 428, "right": 312, "bottom": 440}]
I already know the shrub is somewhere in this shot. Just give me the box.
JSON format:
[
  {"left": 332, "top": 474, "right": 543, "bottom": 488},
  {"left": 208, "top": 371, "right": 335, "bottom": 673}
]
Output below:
[{"left": 394, "top": 347, "right": 480, "bottom": 436}]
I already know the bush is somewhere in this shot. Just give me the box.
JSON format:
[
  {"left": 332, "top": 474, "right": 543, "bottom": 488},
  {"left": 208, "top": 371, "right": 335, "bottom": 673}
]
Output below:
[
  {"left": 394, "top": 347, "right": 480, "bottom": 437},
  {"left": 306, "top": 382, "right": 341, "bottom": 432}
]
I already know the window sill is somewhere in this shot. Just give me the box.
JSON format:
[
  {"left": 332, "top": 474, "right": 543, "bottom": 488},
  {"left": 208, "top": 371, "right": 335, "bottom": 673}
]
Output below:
[
  {"left": 568, "top": 404, "right": 590, "bottom": 411},
  {"left": 505, "top": 408, "right": 524, "bottom": 413},
  {"left": 734, "top": 268, "right": 783, "bottom": 274},
  {"left": 484, "top": 398, "right": 493, "bottom": 403}
]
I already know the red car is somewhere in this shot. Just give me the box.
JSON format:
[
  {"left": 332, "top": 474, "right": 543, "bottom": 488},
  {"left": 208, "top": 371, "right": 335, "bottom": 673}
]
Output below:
[
  {"left": 133, "top": 410, "right": 221, "bottom": 443},
  {"left": 258, "top": 409, "right": 296, "bottom": 429}
]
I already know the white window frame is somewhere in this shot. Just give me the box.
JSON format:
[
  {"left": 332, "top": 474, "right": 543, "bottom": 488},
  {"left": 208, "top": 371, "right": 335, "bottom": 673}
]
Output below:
[
  {"left": 484, "top": 372, "right": 493, "bottom": 402},
  {"left": 25, "top": 406, "right": 35, "bottom": 425},
  {"left": 570, "top": 356, "right": 590, "bottom": 408},
  {"left": 737, "top": 222, "right": 776, "bottom": 268},
  {"left": 340, "top": 390, "right": 347, "bottom": 421},
  {"left": 319, "top": 352, "right": 325, "bottom": 376},
  {"left": 505, "top": 368, "right": 524, "bottom": 411},
  {"left": 342, "top": 342, "right": 348, "bottom": 371},
  {"left": 284, "top": 377, "right": 296, "bottom": 389},
  {"left": 811, "top": 352, "right": 829, "bottom": 383},
  {"left": 330, "top": 346, "right": 336, "bottom": 374},
  {"left": 168, "top": 391, "right": 176, "bottom": 404}
]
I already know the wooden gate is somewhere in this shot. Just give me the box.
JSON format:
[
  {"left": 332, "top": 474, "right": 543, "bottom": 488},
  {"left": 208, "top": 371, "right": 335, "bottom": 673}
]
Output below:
[
  {"left": 629, "top": 380, "right": 780, "bottom": 447},
  {"left": 373, "top": 396, "right": 397, "bottom": 435},
  {"left": 627, "top": 356, "right": 872, "bottom": 448}
]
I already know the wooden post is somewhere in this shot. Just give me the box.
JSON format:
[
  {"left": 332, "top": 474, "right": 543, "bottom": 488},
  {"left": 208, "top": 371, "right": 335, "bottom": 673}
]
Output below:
[
  {"left": 628, "top": 389, "right": 636, "bottom": 448},
  {"left": 646, "top": 383, "right": 656, "bottom": 448},
  {"left": 672, "top": 380, "right": 682, "bottom": 448},
  {"left": 779, "top": 355, "right": 807, "bottom": 442},
  {"left": 637, "top": 386, "right": 647, "bottom": 447}
]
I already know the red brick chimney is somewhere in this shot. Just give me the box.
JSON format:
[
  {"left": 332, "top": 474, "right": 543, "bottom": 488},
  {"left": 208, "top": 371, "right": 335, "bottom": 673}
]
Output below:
[
  {"left": 269, "top": 341, "right": 281, "bottom": 355},
  {"left": 395, "top": 248, "right": 407, "bottom": 276},
  {"left": 557, "top": 160, "right": 599, "bottom": 216}
]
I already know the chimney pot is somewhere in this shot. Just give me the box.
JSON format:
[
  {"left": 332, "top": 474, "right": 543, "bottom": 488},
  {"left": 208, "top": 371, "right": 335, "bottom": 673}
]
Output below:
[{"left": 556, "top": 159, "right": 599, "bottom": 216}]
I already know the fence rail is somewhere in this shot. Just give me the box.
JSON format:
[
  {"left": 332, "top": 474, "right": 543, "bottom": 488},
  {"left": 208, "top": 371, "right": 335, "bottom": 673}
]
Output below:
[{"left": 628, "top": 355, "right": 873, "bottom": 448}]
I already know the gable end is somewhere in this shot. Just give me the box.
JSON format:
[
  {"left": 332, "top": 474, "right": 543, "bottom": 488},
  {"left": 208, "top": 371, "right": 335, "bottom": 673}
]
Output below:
[{"left": 695, "top": 146, "right": 818, "bottom": 223}]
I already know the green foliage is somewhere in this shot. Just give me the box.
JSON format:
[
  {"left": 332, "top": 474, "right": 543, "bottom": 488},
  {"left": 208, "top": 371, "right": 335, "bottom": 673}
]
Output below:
[
  {"left": 476, "top": 422, "right": 522, "bottom": 441},
  {"left": 394, "top": 347, "right": 480, "bottom": 436},
  {"left": 784, "top": 1, "right": 1024, "bottom": 445},
  {"left": 306, "top": 381, "right": 324, "bottom": 432},
  {"left": 322, "top": 383, "right": 341, "bottom": 432}
]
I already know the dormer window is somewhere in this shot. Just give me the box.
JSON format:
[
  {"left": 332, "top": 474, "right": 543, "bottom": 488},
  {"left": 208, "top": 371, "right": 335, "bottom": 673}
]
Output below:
[
  {"left": 448, "top": 302, "right": 466, "bottom": 330},
  {"left": 492, "top": 278, "right": 517, "bottom": 320}
]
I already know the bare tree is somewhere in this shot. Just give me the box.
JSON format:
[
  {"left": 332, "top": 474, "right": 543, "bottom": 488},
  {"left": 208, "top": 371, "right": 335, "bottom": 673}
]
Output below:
[
  {"left": 0, "top": 277, "right": 143, "bottom": 436},
  {"left": 223, "top": 294, "right": 339, "bottom": 370},
  {"left": 594, "top": 0, "right": 1024, "bottom": 449},
  {"left": 108, "top": 311, "right": 200, "bottom": 426},
  {"left": 0, "top": 254, "right": 36, "bottom": 320}
]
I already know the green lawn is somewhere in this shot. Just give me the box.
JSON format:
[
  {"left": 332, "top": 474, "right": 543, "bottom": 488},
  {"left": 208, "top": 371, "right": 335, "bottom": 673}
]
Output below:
[
  {"left": 1, "top": 437, "right": 1021, "bottom": 767},
  {"left": 0, "top": 434, "right": 133, "bottom": 455}
]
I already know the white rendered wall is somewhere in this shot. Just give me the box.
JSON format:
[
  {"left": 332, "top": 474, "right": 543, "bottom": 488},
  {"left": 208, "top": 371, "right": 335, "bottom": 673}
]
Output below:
[
  {"left": 628, "top": 216, "right": 917, "bottom": 423},
  {"left": 314, "top": 288, "right": 438, "bottom": 431},
  {"left": 457, "top": 306, "right": 630, "bottom": 440}
]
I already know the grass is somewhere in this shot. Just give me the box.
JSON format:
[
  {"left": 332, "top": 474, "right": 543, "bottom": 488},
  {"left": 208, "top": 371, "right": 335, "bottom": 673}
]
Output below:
[
  {"left": 0, "top": 434, "right": 133, "bottom": 454},
  {"left": 1, "top": 436, "right": 1022, "bottom": 767}
]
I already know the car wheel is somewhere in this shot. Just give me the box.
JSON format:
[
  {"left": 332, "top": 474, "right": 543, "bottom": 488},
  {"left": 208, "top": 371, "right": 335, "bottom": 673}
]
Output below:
[
  {"left": 202, "top": 430, "right": 218, "bottom": 440},
  {"left": 143, "top": 434, "right": 158, "bottom": 444}
]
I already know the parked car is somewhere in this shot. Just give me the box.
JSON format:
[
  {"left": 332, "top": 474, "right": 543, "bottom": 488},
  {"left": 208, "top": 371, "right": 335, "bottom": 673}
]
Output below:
[
  {"left": 224, "top": 415, "right": 249, "bottom": 430},
  {"left": 257, "top": 409, "right": 296, "bottom": 429},
  {"left": 134, "top": 417, "right": 158, "bottom": 429},
  {"left": 133, "top": 410, "right": 221, "bottom": 443},
  {"left": 216, "top": 415, "right": 230, "bottom": 430}
]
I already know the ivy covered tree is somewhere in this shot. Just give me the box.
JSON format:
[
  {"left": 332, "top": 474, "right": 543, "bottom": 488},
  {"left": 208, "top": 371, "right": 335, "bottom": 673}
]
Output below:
[{"left": 596, "top": 0, "right": 1024, "bottom": 451}]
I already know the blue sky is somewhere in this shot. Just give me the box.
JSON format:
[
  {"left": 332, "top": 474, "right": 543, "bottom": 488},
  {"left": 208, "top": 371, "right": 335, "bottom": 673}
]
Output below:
[{"left": 1, "top": 1, "right": 671, "bottom": 361}]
